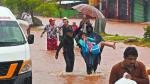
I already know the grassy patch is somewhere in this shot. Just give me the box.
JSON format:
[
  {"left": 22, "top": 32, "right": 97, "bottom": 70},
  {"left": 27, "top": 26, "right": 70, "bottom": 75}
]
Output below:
[
  {"left": 102, "top": 34, "right": 150, "bottom": 48},
  {"left": 125, "top": 39, "right": 150, "bottom": 48},
  {"left": 100, "top": 33, "right": 113, "bottom": 37},
  {"left": 103, "top": 35, "right": 138, "bottom": 42}
]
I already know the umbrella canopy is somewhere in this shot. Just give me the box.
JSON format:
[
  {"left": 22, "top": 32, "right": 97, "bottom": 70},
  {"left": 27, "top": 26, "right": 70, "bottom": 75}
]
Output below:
[
  {"left": 72, "top": 4, "right": 105, "bottom": 19},
  {"left": 57, "top": 1, "right": 81, "bottom": 4}
]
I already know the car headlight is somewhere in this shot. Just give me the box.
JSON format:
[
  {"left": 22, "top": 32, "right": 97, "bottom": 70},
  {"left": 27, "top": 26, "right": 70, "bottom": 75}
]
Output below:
[{"left": 19, "top": 60, "right": 32, "bottom": 74}]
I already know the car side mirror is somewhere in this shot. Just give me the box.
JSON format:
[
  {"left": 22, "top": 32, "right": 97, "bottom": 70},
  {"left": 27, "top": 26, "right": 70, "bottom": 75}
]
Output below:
[{"left": 28, "top": 34, "right": 34, "bottom": 44}]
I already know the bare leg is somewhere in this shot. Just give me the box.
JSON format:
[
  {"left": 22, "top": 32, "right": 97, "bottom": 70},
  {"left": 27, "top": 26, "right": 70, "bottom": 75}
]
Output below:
[
  {"left": 99, "top": 41, "right": 116, "bottom": 49},
  {"left": 27, "top": 25, "right": 32, "bottom": 36}
]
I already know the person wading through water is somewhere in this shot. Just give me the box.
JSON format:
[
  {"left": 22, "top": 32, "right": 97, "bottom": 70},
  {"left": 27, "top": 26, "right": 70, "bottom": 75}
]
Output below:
[
  {"left": 55, "top": 18, "right": 83, "bottom": 72},
  {"left": 40, "top": 18, "right": 58, "bottom": 50},
  {"left": 75, "top": 24, "right": 105, "bottom": 74}
]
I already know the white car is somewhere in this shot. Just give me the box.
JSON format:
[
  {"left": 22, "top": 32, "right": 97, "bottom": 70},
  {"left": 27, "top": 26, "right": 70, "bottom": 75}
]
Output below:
[{"left": 0, "top": 6, "right": 34, "bottom": 84}]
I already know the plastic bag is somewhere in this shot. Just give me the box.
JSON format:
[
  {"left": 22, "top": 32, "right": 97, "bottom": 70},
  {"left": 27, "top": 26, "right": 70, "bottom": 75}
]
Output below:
[
  {"left": 147, "top": 65, "right": 150, "bottom": 75},
  {"left": 115, "top": 72, "right": 137, "bottom": 84}
]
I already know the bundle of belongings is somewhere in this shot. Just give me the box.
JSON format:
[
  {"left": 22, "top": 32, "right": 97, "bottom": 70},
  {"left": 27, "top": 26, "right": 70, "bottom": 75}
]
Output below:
[
  {"left": 147, "top": 65, "right": 150, "bottom": 75},
  {"left": 115, "top": 72, "right": 137, "bottom": 84}
]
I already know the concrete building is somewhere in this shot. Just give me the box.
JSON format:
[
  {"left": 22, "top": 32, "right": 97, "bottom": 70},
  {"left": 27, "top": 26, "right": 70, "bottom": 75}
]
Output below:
[{"left": 102, "top": 0, "right": 150, "bottom": 22}]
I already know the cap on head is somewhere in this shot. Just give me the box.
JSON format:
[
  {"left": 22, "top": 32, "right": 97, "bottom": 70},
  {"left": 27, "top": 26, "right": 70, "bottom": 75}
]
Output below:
[
  {"left": 49, "top": 18, "right": 55, "bottom": 22},
  {"left": 63, "top": 17, "right": 68, "bottom": 20},
  {"left": 123, "top": 47, "right": 138, "bottom": 59}
]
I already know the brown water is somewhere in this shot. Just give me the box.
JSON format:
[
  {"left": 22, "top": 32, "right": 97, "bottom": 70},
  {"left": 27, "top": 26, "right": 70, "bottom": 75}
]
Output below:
[{"left": 20, "top": 21, "right": 150, "bottom": 84}]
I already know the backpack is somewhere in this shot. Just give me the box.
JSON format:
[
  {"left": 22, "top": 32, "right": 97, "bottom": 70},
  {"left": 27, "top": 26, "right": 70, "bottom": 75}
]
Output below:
[
  {"left": 91, "top": 45, "right": 100, "bottom": 55},
  {"left": 79, "top": 39, "right": 89, "bottom": 55}
]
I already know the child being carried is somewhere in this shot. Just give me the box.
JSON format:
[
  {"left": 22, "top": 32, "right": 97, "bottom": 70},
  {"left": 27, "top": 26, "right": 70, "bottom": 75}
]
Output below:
[{"left": 78, "top": 33, "right": 116, "bottom": 55}]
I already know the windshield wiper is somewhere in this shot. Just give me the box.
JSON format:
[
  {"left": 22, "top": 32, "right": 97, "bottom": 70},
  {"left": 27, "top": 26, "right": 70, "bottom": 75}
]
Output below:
[
  {"left": 0, "top": 42, "right": 12, "bottom": 46},
  {"left": 0, "top": 41, "right": 26, "bottom": 46},
  {"left": 0, "top": 42, "right": 11, "bottom": 44}
]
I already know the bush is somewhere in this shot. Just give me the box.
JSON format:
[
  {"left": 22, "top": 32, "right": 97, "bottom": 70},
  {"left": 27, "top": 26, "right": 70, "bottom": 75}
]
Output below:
[
  {"left": 144, "top": 26, "right": 150, "bottom": 41},
  {"left": 33, "top": 17, "right": 43, "bottom": 26}
]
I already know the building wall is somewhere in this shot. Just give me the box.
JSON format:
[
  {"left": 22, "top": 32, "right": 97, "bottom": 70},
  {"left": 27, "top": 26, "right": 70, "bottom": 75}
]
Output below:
[
  {"left": 107, "top": 0, "right": 116, "bottom": 18},
  {"left": 102, "top": 0, "right": 150, "bottom": 22},
  {"left": 102, "top": 0, "right": 129, "bottom": 20},
  {"left": 118, "top": 0, "right": 128, "bottom": 20},
  {"left": 133, "top": 0, "right": 144, "bottom": 22},
  {"left": 147, "top": 1, "right": 150, "bottom": 21}
]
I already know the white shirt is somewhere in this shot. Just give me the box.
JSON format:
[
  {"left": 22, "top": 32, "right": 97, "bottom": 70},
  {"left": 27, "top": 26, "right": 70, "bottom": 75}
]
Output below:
[
  {"left": 58, "top": 22, "right": 64, "bottom": 36},
  {"left": 23, "top": 14, "right": 33, "bottom": 25}
]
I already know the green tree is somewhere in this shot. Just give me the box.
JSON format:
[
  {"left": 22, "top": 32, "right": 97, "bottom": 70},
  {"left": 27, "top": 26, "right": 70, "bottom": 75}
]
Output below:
[
  {"left": 3, "top": 0, "right": 61, "bottom": 26},
  {"left": 35, "top": 2, "right": 59, "bottom": 17},
  {"left": 0, "top": 0, "right": 3, "bottom": 5},
  {"left": 144, "top": 26, "right": 150, "bottom": 41},
  {"left": 3, "top": 0, "right": 19, "bottom": 14},
  {"left": 57, "top": 0, "right": 62, "bottom": 18},
  {"left": 3, "top": 0, "right": 59, "bottom": 17}
]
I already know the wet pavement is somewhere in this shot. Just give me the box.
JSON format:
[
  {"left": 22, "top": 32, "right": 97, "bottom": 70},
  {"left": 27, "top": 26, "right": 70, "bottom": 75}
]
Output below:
[{"left": 20, "top": 18, "right": 150, "bottom": 84}]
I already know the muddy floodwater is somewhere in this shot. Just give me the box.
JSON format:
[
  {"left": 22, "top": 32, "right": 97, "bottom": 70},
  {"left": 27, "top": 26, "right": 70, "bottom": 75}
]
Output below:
[{"left": 20, "top": 19, "right": 150, "bottom": 84}]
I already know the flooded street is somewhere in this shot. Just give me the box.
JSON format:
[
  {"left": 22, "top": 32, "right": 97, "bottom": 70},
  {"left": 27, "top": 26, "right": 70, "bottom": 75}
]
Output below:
[
  {"left": 30, "top": 29, "right": 150, "bottom": 84},
  {"left": 30, "top": 28, "right": 107, "bottom": 84},
  {"left": 20, "top": 19, "right": 150, "bottom": 84}
]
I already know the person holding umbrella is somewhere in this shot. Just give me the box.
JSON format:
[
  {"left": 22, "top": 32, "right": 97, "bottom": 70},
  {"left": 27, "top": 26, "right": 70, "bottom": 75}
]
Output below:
[
  {"left": 73, "top": 4, "right": 106, "bottom": 33},
  {"left": 79, "top": 15, "right": 91, "bottom": 33}
]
